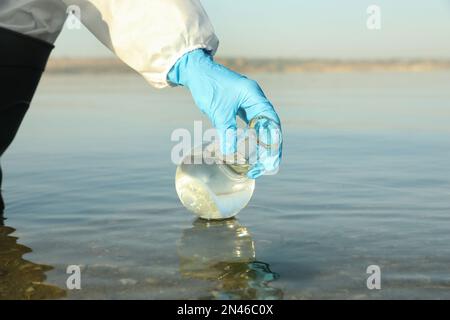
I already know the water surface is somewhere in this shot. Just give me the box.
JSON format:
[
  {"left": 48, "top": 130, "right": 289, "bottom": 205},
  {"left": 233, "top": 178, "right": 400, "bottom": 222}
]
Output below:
[{"left": 1, "top": 71, "right": 450, "bottom": 299}]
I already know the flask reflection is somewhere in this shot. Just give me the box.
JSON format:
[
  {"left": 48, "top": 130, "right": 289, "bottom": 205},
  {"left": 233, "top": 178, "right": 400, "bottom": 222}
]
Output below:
[{"left": 177, "top": 218, "right": 282, "bottom": 300}]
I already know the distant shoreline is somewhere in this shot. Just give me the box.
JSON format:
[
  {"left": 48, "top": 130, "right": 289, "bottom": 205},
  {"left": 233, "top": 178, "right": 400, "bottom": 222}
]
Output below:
[{"left": 46, "top": 57, "right": 450, "bottom": 74}]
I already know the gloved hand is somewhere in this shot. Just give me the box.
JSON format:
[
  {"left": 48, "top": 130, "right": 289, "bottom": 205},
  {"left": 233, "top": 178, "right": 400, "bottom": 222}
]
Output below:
[{"left": 167, "top": 49, "right": 282, "bottom": 178}]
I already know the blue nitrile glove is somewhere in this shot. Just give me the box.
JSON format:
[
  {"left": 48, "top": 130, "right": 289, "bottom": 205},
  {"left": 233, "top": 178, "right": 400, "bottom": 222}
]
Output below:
[{"left": 167, "top": 49, "right": 282, "bottom": 179}]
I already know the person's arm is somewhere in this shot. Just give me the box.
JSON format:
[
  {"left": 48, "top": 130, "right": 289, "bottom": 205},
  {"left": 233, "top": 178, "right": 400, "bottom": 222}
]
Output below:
[
  {"left": 0, "top": 0, "right": 67, "bottom": 43},
  {"left": 72, "top": 0, "right": 219, "bottom": 89},
  {"left": 1, "top": 0, "right": 219, "bottom": 89}
]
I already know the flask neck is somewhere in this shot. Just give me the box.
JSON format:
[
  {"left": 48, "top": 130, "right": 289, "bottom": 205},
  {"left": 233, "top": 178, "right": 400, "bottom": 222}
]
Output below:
[
  {"left": 213, "top": 116, "right": 282, "bottom": 178},
  {"left": 226, "top": 163, "right": 251, "bottom": 176}
]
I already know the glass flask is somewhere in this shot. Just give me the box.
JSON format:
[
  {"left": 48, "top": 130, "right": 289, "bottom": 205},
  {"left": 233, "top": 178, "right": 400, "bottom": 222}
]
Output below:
[{"left": 175, "top": 117, "right": 281, "bottom": 220}]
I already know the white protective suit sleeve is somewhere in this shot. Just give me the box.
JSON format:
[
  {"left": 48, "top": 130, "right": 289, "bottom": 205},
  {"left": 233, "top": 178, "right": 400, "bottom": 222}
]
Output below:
[{"left": 0, "top": 0, "right": 219, "bottom": 88}]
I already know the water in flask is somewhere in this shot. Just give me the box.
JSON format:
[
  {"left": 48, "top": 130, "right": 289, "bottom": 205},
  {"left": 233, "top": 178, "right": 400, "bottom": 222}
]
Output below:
[{"left": 175, "top": 117, "right": 281, "bottom": 220}]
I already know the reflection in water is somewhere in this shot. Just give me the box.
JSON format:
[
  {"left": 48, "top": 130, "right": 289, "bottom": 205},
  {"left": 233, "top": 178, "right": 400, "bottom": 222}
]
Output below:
[
  {"left": 0, "top": 214, "right": 66, "bottom": 300},
  {"left": 177, "top": 218, "right": 283, "bottom": 300}
]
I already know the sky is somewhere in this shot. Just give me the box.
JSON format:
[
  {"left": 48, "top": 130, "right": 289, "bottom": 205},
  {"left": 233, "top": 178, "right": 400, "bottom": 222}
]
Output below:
[{"left": 53, "top": 0, "right": 450, "bottom": 59}]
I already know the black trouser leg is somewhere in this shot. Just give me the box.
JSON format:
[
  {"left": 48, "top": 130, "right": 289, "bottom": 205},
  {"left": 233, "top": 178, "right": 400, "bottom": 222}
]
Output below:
[
  {"left": 0, "top": 27, "right": 54, "bottom": 214},
  {"left": 0, "top": 168, "right": 3, "bottom": 225},
  {"left": 0, "top": 102, "right": 30, "bottom": 217}
]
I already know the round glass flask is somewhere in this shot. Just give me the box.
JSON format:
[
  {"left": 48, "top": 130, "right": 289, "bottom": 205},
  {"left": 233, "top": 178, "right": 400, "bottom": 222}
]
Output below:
[{"left": 175, "top": 117, "right": 281, "bottom": 220}]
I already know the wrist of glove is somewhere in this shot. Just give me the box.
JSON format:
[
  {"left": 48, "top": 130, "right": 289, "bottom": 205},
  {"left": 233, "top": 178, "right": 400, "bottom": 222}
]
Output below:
[{"left": 167, "top": 49, "right": 282, "bottom": 178}]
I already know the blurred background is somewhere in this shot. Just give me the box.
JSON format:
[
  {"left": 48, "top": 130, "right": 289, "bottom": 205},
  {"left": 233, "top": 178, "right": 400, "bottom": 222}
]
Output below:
[{"left": 53, "top": 0, "right": 450, "bottom": 59}]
